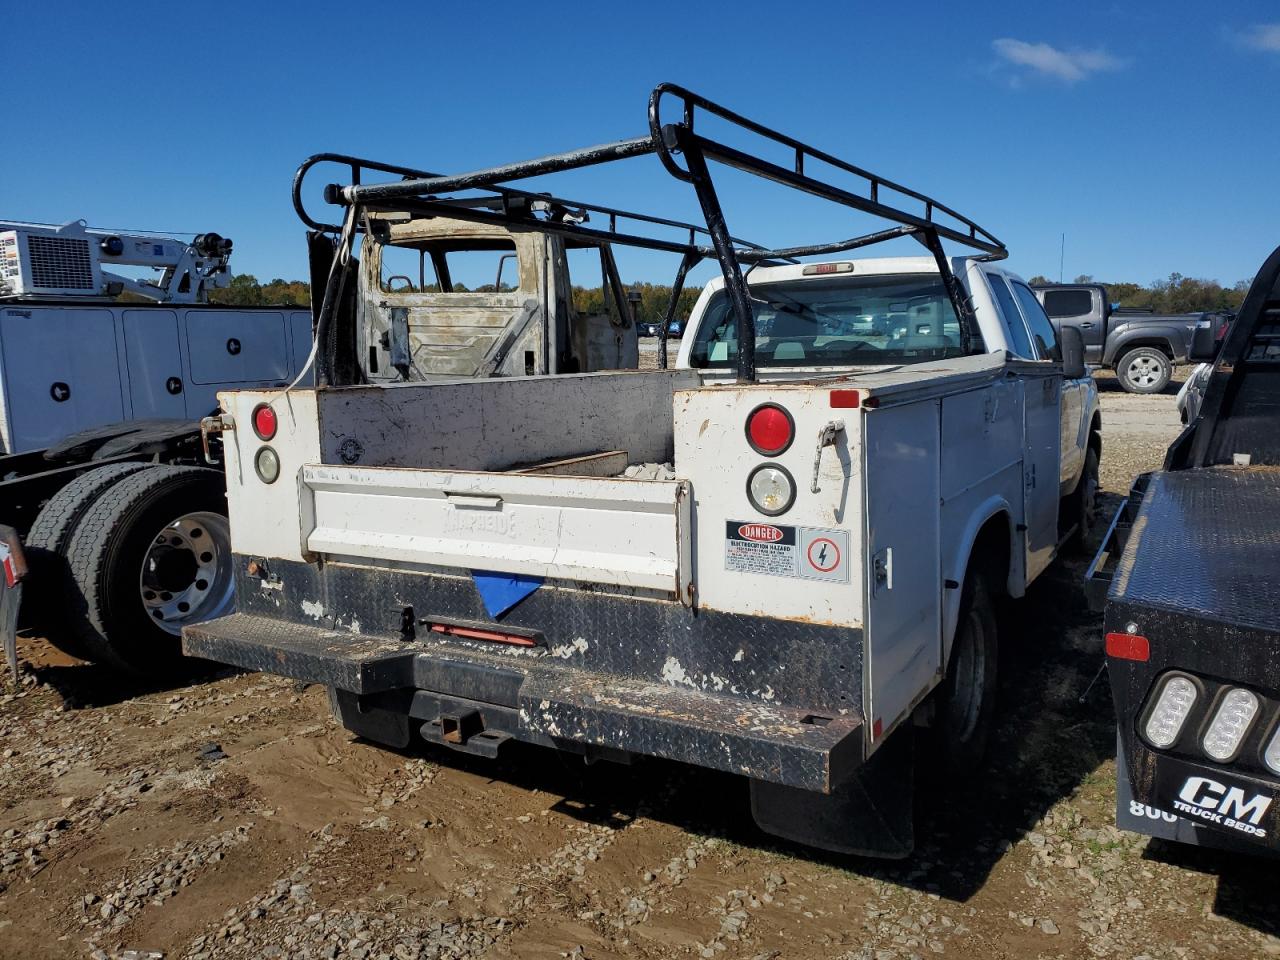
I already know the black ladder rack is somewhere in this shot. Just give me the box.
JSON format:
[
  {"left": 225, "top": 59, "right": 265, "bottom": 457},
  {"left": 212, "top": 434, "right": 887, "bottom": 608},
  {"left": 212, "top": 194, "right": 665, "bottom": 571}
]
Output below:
[{"left": 302, "top": 83, "right": 1007, "bottom": 384}]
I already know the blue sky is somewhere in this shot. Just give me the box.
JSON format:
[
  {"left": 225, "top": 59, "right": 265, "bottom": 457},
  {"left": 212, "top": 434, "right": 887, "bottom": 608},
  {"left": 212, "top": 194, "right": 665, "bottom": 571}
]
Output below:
[{"left": 3, "top": 1, "right": 1278, "bottom": 291}]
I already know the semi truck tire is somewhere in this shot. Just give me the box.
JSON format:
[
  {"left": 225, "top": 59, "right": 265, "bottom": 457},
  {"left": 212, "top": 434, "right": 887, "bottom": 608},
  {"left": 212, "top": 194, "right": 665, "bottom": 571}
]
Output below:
[
  {"left": 62, "top": 465, "right": 234, "bottom": 676},
  {"left": 929, "top": 567, "right": 998, "bottom": 777},
  {"left": 23, "top": 461, "right": 152, "bottom": 661},
  {"left": 1116, "top": 347, "right": 1173, "bottom": 394}
]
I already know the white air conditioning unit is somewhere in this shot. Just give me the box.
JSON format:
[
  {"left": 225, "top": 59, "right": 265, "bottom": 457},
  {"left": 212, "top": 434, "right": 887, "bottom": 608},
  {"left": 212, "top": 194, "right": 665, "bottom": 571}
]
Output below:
[{"left": 0, "top": 223, "right": 104, "bottom": 298}]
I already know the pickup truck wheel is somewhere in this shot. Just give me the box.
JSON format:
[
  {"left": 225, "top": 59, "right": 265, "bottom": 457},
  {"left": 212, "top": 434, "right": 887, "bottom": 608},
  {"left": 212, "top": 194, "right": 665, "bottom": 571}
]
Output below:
[
  {"left": 1117, "top": 347, "right": 1172, "bottom": 394},
  {"left": 62, "top": 465, "right": 232, "bottom": 676},
  {"left": 929, "top": 569, "right": 998, "bottom": 776},
  {"left": 1068, "top": 447, "right": 1100, "bottom": 552},
  {"left": 23, "top": 462, "right": 152, "bottom": 661}
]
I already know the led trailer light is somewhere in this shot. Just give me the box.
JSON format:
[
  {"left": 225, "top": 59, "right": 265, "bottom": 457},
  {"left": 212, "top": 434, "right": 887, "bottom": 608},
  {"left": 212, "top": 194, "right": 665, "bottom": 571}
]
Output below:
[
  {"left": 1202, "top": 687, "right": 1260, "bottom": 762},
  {"left": 1143, "top": 674, "right": 1198, "bottom": 749},
  {"left": 1264, "top": 723, "right": 1280, "bottom": 776}
]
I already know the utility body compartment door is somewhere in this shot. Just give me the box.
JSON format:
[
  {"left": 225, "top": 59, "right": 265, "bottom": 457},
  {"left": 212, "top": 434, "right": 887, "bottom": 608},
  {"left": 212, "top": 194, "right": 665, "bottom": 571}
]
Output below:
[
  {"left": 1021, "top": 372, "right": 1062, "bottom": 580},
  {"left": 863, "top": 399, "right": 941, "bottom": 748},
  {"left": 123, "top": 309, "right": 186, "bottom": 419},
  {"left": 0, "top": 306, "right": 124, "bottom": 453}
]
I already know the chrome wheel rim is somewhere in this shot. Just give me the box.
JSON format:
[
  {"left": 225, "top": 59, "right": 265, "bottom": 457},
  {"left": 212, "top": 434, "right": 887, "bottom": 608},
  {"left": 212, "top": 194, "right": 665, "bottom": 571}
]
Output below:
[
  {"left": 138, "top": 511, "right": 233, "bottom": 636},
  {"left": 1127, "top": 356, "right": 1162, "bottom": 387}
]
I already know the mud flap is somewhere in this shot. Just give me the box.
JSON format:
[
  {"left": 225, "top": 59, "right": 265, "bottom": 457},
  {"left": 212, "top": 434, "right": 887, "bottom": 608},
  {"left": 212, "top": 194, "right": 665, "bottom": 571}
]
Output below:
[
  {"left": 0, "top": 526, "right": 27, "bottom": 681},
  {"left": 750, "top": 726, "right": 914, "bottom": 858},
  {"left": 329, "top": 687, "right": 411, "bottom": 749}
]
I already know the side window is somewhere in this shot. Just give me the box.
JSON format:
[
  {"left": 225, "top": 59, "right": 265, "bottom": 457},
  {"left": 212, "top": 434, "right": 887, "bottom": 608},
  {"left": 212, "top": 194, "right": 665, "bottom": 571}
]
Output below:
[
  {"left": 986, "top": 274, "right": 1035, "bottom": 359},
  {"left": 1042, "top": 289, "right": 1093, "bottom": 319},
  {"left": 1011, "top": 281, "right": 1062, "bottom": 361},
  {"left": 379, "top": 244, "right": 438, "bottom": 293}
]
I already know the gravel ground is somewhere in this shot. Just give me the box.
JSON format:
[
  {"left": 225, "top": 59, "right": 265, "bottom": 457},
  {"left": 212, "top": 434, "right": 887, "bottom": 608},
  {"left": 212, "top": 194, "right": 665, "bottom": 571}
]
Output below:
[{"left": 4, "top": 367, "right": 1280, "bottom": 960}]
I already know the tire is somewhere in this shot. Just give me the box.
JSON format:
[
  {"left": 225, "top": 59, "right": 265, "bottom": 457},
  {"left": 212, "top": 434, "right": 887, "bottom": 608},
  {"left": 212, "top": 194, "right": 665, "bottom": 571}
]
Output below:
[
  {"left": 23, "top": 462, "right": 152, "bottom": 660},
  {"left": 62, "top": 465, "right": 234, "bottom": 676},
  {"left": 1116, "top": 347, "right": 1172, "bottom": 394},
  {"left": 928, "top": 568, "right": 999, "bottom": 777},
  {"left": 1068, "top": 446, "right": 1100, "bottom": 552}
]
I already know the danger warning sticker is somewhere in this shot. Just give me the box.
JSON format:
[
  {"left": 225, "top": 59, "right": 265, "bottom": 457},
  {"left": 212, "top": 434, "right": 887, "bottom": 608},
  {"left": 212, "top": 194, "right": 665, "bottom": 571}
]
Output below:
[{"left": 725, "top": 521, "right": 849, "bottom": 583}]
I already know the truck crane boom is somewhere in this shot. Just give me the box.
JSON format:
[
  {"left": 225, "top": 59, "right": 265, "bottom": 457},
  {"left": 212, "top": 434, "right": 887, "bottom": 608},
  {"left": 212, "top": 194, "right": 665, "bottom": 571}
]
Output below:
[{"left": 0, "top": 219, "right": 233, "bottom": 304}]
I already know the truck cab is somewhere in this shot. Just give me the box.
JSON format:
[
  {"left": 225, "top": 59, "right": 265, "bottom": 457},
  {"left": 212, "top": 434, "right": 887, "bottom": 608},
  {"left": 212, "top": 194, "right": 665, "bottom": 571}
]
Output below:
[
  {"left": 357, "top": 214, "right": 637, "bottom": 382},
  {"left": 1034, "top": 281, "right": 1207, "bottom": 394}
]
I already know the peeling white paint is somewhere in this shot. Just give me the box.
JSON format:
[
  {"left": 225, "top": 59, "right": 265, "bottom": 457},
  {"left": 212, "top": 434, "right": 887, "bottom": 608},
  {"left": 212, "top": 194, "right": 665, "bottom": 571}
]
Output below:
[
  {"left": 732, "top": 649, "right": 744, "bottom": 662},
  {"left": 301, "top": 599, "right": 325, "bottom": 620},
  {"left": 547, "top": 636, "right": 589, "bottom": 660},
  {"left": 661, "top": 656, "right": 697, "bottom": 689}
]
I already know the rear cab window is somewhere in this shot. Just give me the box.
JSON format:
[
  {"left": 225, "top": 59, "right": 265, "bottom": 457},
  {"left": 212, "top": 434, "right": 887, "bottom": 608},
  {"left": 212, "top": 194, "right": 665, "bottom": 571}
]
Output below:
[
  {"left": 688, "top": 272, "right": 981, "bottom": 369},
  {"left": 379, "top": 238, "right": 520, "bottom": 294}
]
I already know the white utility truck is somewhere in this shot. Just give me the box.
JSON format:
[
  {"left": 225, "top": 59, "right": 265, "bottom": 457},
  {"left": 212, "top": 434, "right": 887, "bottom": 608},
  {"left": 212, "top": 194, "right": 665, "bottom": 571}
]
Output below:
[
  {"left": 0, "top": 218, "right": 312, "bottom": 674},
  {"left": 184, "top": 85, "right": 1100, "bottom": 855}
]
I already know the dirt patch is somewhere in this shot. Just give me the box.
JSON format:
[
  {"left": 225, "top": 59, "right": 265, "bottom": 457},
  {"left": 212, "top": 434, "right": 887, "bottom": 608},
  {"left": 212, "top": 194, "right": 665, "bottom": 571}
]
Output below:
[{"left": 4, "top": 374, "right": 1279, "bottom": 960}]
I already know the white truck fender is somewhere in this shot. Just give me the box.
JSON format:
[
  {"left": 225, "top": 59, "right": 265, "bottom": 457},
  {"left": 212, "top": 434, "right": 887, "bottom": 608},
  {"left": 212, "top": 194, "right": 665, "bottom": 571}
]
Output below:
[{"left": 941, "top": 497, "right": 1019, "bottom": 663}]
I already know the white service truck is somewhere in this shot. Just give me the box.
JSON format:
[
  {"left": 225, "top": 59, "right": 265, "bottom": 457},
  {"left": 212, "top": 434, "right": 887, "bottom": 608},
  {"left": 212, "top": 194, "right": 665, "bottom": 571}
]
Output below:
[
  {"left": 0, "top": 219, "right": 312, "bottom": 674},
  {"left": 183, "top": 85, "right": 1101, "bottom": 855}
]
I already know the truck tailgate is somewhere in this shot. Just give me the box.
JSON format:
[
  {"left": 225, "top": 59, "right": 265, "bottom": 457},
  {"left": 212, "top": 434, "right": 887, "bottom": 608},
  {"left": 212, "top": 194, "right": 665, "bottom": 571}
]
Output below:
[{"left": 302, "top": 464, "right": 693, "bottom": 596}]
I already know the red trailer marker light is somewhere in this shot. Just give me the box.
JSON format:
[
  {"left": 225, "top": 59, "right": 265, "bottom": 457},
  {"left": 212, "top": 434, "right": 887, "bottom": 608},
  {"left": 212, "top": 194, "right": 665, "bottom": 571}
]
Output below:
[
  {"left": 1105, "top": 632, "right": 1150, "bottom": 661},
  {"left": 252, "top": 403, "right": 278, "bottom": 441},
  {"left": 829, "top": 389, "right": 860, "bottom": 408},
  {"left": 745, "top": 403, "right": 794, "bottom": 456}
]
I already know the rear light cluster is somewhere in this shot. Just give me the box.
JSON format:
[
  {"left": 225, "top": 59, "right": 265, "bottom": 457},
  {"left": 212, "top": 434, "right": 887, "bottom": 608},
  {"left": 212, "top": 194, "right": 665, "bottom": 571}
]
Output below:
[
  {"left": 744, "top": 404, "right": 796, "bottom": 516},
  {"left": 251, "top": 403, "right": 280, "bottom": 484},
  {"left": 1140, "top": 671, "right": 1280, "bottom": 775}
]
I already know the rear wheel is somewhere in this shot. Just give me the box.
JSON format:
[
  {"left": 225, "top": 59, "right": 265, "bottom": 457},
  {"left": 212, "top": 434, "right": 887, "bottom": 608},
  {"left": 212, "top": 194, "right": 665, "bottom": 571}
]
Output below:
[
  {"left": 1117, "top": 347, "right": 1172, "bottom": 394},
  {"left": 928, "top": 568, "right": 999, "bottom": 777},
  {"left": 23, "top": 462, "right": 151, "bottom": 659},
  {"left": 62, "top": 466, "right": 233, "bottom": 675}
]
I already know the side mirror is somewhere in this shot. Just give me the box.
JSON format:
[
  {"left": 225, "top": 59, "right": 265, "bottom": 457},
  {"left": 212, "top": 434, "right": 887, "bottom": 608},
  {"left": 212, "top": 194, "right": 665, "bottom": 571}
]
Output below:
[
  {"left": 1189, "top": 321, "right": 1220, "bottom": 362},
  {"left": 1060, "top": 326, "right": 1086, "bottom": 379}
]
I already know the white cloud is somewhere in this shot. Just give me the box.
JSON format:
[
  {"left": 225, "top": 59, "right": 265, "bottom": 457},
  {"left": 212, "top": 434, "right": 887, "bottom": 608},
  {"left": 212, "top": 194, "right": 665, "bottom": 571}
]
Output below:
[
  {"left": 992, "top": 38, "right": 1127, "bottom": 83},
  {"left": 1237, "top": 23, "right": 1280, "bottom": 53}
]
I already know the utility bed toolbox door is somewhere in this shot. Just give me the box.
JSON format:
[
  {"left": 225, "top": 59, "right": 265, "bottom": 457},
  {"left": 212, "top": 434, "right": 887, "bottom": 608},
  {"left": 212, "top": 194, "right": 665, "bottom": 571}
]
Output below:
[{"left": 301, "top": 464, "right": 693, "bottom": 595}]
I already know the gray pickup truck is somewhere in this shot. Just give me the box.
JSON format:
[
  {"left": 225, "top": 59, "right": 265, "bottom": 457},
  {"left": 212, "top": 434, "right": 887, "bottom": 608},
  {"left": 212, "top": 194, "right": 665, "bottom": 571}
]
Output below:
[{"left": 1033, "top": 283, "right": 1207, "bottom": 394}]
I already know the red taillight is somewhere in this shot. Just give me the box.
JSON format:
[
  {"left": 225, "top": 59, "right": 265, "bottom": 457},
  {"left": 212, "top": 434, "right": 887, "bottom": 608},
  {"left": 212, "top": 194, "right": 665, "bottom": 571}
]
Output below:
[
  {"left": 252, "top": 403, "right": 277, "bottom": 441},
  {"left": 1105, "top": 632, "right": 1150, "bottom": 661},
  {"left": 829, "top": 389, "right": 860, "bottom": 409},
  {"left": 746, "top": 404, "right": 794, "bottom": 456},
  {"left": 429, "top": 623, "right": 538, "bottom": 647}
]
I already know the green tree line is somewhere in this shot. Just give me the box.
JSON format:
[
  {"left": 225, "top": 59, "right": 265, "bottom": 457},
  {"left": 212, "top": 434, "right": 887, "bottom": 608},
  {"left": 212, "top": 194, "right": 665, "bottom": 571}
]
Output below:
[
  {"left": 209, "top": 274, "right": 311, "bottom": 306},
  {"left": 208, "top": 274, "right": 705, "bottom": 324},
  {"left": 207, "top": 270, "right": 1250, "bottom": 318},
  {"left": 1028, "top": 272, "right": 1249, "bottom": 314}
]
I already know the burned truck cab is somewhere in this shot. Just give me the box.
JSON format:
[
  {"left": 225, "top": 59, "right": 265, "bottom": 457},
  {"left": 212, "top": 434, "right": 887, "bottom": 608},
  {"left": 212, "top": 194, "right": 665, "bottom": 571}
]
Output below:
[{"left": 1089, "top": 243, "right": 1280, "bottom": 856}]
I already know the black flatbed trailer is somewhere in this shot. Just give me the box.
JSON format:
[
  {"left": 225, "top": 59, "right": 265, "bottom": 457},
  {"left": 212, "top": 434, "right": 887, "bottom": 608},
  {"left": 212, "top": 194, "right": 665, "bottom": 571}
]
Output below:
[{"left": 1088, "top": 243, "right": 1280, "bottom": 857}]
